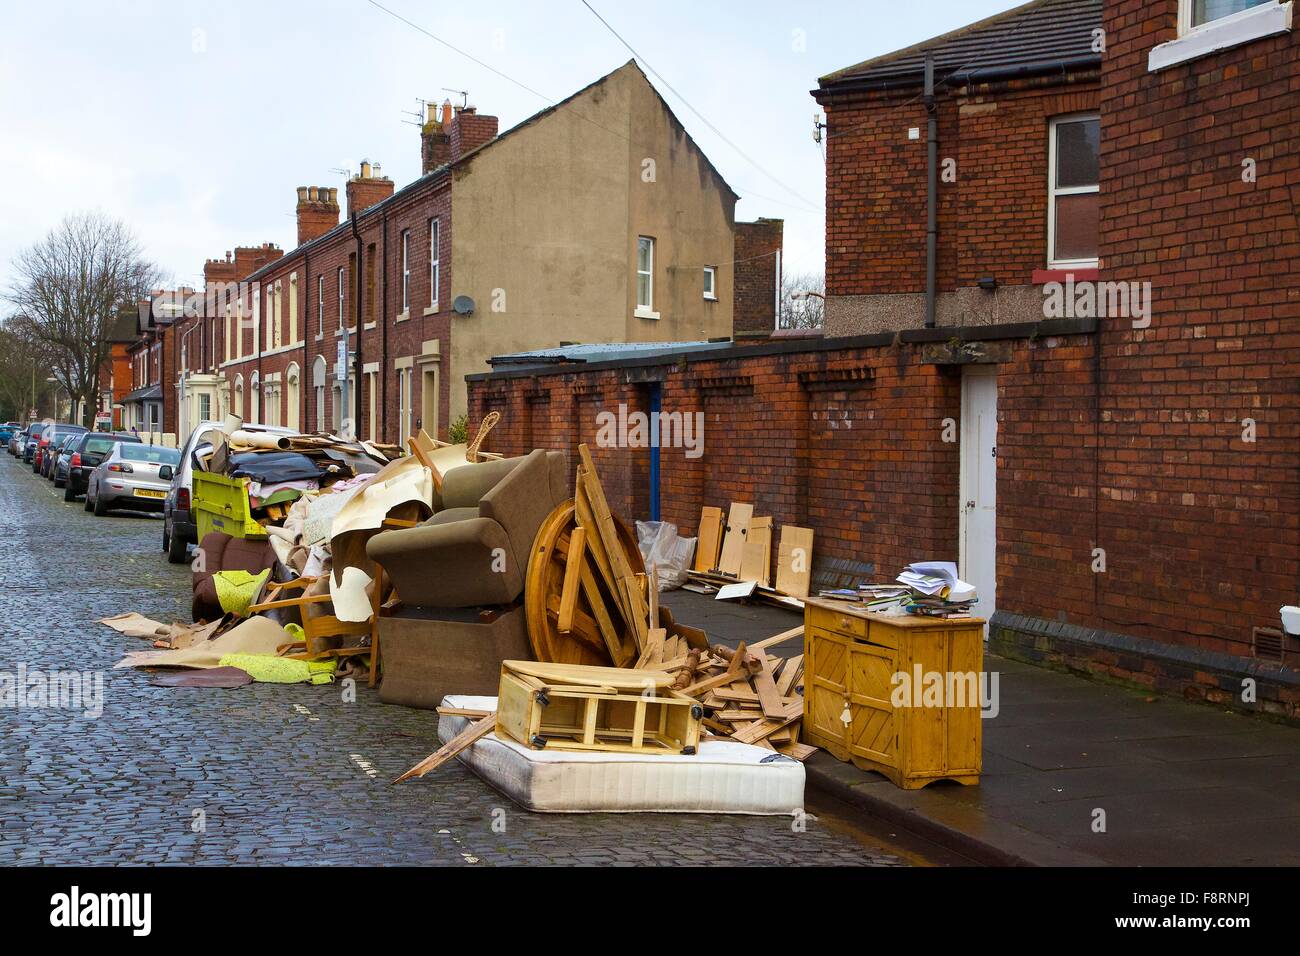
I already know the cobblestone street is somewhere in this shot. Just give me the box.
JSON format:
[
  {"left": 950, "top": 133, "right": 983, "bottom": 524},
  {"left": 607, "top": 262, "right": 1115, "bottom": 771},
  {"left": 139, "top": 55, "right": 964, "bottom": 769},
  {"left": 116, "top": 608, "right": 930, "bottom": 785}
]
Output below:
[{"left": 0, "top": 455, "right": 906, "bottom": 866}]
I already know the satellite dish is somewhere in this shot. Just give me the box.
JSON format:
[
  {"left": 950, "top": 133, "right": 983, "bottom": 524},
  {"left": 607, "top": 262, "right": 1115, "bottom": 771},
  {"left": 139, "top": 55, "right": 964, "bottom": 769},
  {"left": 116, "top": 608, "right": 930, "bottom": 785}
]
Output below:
[{"left": 453, "top": 295, "right": 476, "bottom": 316}]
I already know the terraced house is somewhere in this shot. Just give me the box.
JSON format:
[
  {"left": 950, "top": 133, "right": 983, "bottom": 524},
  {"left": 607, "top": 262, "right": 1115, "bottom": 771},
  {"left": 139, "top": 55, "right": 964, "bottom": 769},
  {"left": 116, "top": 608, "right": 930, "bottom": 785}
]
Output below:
[{"left": 150, "top": 60, "right": 777, "bottom": 447}]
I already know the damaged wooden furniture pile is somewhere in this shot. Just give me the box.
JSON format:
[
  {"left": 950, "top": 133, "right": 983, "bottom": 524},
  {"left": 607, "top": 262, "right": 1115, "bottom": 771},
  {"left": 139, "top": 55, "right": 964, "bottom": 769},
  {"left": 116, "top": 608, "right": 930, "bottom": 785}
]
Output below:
[
  {"left": 530, "top": 446, "right": 816, "bottom": 754},
  {"left": 684, "top": 503, "right": 815, "bottom": 611},
  {"left": 397, "top": 442, "right": 818, "bottom": 783}
]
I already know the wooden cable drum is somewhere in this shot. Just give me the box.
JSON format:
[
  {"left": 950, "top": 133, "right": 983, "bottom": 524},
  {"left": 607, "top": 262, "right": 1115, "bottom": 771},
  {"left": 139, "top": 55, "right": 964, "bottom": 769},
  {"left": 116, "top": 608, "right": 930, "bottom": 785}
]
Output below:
[{"left": 525, "top": 499, "right": 644, "bottom": 666}]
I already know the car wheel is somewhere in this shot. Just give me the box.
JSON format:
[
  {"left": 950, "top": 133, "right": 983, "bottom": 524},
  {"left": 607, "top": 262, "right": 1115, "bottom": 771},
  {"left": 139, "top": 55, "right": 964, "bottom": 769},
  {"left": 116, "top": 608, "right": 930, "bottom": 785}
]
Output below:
[
  {"left": 63, "top": 484, "right": 76, "bottom": 502},
  {"left": 93, "top": 492, "right": 109, "bottom": 517},
  {"left": 167, "top": 527, "right": 189, "bottom": 564},
  {"left": 54, "top": 475, "right": 65, "bottom": 488}
]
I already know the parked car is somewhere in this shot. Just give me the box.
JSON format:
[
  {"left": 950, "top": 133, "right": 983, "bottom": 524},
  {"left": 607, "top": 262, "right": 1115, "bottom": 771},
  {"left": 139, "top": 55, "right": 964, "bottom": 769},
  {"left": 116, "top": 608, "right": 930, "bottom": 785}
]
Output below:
[
  {"left": 22, "top": 423, "right": 49, "bottom": 463},
  {"left": 49, "top": 433, "right": 82, "bottom": 484},
  {"left": 33, "top": 424, "right": 87, "bottom": 474},
  {"left": 87, "top": 443, "right": 182, "bottom": 517},
  {"left": 9, "top": 426, "right": 29, "bottom": 457},
  {"left": 63, "top": 432, "right": 142, "bottom": 501},
  {"left": 163, "top": 420, "right": 296, "bottom": 563},
  {"left": 0, "top": 422, "right": 19, "bottom": 444}
]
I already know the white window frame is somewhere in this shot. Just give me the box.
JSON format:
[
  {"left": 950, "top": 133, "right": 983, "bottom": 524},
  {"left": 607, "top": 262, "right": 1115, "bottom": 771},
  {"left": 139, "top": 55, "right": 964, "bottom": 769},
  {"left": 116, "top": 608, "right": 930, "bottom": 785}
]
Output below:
[
  {"left": 317, "top": 275, "right": 324, "bottom": 339},
  {"left": 635, "top": 236, "right": 658, "bottom": 319},
  {"left": 1151, "top": 1, "right": 1291, "bottom": 71},
  {"left": 1183, "top": 0, "right": 1275, "bottom": 32},
  {"left": 428, "top": 218, "right": 440, "bottom": 310},
  {"left": 401, "top": 229, "right": 411, "bottom": 313},
  {"left": 1047, "top": 113, "right": 1100, "bottom": 271},
  {"left": 703, "top": 266, "right": 717, "bottom": 301},
  {"left": 337, "top": 266, "right": 345, "bottom": 330}
]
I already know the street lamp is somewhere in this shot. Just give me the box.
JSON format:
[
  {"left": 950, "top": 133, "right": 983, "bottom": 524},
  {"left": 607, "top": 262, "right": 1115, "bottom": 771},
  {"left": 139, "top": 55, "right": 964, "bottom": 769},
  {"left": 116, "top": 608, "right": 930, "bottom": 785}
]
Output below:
[{"left": 46, "top": 377, "right": 68, "bottom": 421}]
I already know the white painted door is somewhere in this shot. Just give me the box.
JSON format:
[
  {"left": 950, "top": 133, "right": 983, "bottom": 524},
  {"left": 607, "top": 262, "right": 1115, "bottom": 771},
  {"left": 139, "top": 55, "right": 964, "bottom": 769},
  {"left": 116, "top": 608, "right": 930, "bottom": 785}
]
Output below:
[{"left": 959, "top": 367, "right": 998, "bottom": 626}]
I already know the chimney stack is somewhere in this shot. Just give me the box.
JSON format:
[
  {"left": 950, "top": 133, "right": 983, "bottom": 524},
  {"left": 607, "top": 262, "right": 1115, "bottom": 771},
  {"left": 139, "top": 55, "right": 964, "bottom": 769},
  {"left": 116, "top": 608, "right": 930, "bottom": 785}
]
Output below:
[
  {"left": 449, "top": 103, "right": 499, "bottom": 163},
  {"left": 296, "top": 185, "right": 340, "bottom": 246},
  {"left": 345, "top": 162, "right": 394, "bottom": 219},
  {"left": 421, "top": 99, "right": 453, "bottom": 175}
]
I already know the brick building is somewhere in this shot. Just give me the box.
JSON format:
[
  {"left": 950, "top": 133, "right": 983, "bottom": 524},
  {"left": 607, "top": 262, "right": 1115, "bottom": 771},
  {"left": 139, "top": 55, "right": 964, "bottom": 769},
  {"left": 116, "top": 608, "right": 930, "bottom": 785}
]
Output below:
[
  {"left": 468, "top": 0, "right": 1300, "bottom": 721},
  {"left": 147, "top": 61, "right": 773, "bottom": 448}
]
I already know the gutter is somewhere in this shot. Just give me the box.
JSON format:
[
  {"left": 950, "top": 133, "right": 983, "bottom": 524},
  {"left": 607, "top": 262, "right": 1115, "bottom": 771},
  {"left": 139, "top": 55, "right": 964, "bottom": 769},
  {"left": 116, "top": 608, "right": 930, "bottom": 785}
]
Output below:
[
  {"left": 348, "top": 212, "right": 361, "bottom": 439},
  {"left": 813, "top": 54, "right": 1101, "bottom": 101}
]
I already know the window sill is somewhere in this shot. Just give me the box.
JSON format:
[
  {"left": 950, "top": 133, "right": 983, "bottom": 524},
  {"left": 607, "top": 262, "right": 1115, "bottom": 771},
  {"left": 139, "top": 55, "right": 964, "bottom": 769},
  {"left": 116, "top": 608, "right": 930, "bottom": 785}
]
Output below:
[
  {"left": 1033, "top": 267, "right": 1099, "bottom": 284},
  {"left": 1149, "top": 1, "right": 1292, "bottom": 71},
  {"left": 424, "top": 305, "right": 439, "bottom": 317},
  {"left": 363, "top": 322, "right": 377, "bottom": 331},
  {"left": 704, "top": 294, "right": 718, "bottom": 302},
  {"left": 395, "top": 311, "right": 411, "bottom": 324},
  {"left": 634, "top": 307, "right": 660, "bottom": 321}
]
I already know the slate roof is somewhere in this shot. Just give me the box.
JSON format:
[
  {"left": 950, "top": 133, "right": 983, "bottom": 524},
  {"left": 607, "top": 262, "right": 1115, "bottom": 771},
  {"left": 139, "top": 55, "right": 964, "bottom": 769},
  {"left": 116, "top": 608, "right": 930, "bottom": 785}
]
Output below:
[{"left": 818, "top": 0, "right": 1102, "bottom": 93}]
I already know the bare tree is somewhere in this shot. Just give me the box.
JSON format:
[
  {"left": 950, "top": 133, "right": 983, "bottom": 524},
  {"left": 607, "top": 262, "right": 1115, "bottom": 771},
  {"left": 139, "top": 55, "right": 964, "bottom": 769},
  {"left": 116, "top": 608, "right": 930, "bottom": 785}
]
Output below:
[
  {"left": 779, "top": 270, "right": 825, "bottom": 330},
  {"left": 5, "top": 213, "right": 159, "bottom": 426},
  {"left": 0, "top": 317, "right": 56, "bottom": 421}
]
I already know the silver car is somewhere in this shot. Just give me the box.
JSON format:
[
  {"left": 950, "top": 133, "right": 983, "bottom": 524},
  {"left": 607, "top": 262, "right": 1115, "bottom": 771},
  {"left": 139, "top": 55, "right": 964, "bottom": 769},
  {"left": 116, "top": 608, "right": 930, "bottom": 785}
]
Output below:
[{"left": 86, "top": 443, "right": 181, "bottom": 517}]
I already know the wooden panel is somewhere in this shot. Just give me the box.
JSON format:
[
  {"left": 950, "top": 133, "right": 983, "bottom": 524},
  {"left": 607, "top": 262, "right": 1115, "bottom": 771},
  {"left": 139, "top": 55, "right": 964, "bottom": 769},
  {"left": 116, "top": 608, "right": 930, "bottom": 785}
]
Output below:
[
  {"left": 775, "top": 526, "right": 814, "bottom": 597},
  {"left": 693, "top": 506, "right": 724, "bottom": 573},
  {"left": 804, "top": 629, "right": 849, "bottom": 752},
  {"left": 740, "top": 517, "right": 772, "bottom": 586},
  {"left": 945, "top": 625, "right": 984, "bottom": 775},
  {"left": 716, "top": 503, "right": 753, "bottom": 576}
]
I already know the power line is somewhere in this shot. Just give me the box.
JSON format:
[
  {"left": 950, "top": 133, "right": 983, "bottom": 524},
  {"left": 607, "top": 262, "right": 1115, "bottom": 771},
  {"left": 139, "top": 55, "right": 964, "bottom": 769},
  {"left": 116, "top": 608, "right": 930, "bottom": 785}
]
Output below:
[
  {"left": 365, "top": 0, "right": 553, "bottom": 103},
  {"left": 364, "top": 0, "right": 821, "bottom": 220},
  {"left": 579, "top": 0, "right": 818, "bottom": 212}
]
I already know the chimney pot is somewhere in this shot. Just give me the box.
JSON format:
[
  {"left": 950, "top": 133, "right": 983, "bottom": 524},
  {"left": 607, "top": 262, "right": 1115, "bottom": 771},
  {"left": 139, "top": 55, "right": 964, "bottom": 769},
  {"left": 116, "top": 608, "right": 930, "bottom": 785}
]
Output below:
[
  {"left": 297, "top": 186, "right": 309, "bottom": 203},
  {"left": 309, "top": 186, "right": 320, "bottom": 202},
  {"left": 360, "top": 160, "right": 372, "bottom": 179}
]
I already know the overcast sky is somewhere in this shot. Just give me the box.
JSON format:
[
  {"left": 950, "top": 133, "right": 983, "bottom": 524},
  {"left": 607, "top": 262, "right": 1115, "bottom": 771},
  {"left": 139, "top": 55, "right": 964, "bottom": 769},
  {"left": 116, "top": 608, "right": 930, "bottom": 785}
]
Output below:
[{"left": 0, "top": 0, "right": 1021, "bottom": 293}]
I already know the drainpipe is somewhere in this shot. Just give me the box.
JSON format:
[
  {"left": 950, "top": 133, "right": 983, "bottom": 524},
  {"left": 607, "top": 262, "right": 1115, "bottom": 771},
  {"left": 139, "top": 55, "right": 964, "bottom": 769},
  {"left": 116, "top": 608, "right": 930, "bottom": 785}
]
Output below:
[
  {"left": 925, "top": 54, "right": 938, "bottom": 330},
  {"left": 349, "top": 210, "right": 363, "bottom": 441},
  {"left": 380, "top": 205, "right": 389, "bottom": 441}
]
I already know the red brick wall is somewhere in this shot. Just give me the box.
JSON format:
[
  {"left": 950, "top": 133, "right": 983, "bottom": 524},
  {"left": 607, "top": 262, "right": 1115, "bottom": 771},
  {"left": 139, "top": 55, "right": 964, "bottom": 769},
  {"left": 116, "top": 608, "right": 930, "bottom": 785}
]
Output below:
[
  {"left": 450, "top": 109, "right": 499, "bottom": 161},
  {"left": 821, "top": 78, "right": 1100, "bottom": 298},
  {"left": 469, "top": 339, "right": 1008, "bottom": 582},
  {"left": 733, "top": 219, "right": 782, "bottom": 336},
  {"left": 1095, "top": 0, "right": 1300, "bottom": 657}
]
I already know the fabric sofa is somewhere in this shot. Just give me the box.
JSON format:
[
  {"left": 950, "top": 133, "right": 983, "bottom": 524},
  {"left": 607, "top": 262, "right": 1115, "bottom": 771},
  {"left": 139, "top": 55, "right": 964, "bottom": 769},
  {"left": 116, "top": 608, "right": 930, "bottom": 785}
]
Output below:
[
  {"left": 191, "top": 531, "right": 279, "bottom": 622},
  {"left": 366, "top": 449, "right": 567, "bottom": 609}
]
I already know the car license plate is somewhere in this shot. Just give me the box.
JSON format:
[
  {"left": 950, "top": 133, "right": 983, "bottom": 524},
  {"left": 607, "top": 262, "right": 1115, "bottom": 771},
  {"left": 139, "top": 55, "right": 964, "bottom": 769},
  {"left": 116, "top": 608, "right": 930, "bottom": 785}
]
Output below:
[{"left": 134, "top": 489, "right": 165, "bottom": 499}]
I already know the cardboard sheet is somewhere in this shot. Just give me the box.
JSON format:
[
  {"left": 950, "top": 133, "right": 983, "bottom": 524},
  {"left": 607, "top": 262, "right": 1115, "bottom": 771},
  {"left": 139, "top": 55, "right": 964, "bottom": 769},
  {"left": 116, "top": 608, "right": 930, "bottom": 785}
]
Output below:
[{"left": 115, "top": 616, "right": 290, "bottom": 670}]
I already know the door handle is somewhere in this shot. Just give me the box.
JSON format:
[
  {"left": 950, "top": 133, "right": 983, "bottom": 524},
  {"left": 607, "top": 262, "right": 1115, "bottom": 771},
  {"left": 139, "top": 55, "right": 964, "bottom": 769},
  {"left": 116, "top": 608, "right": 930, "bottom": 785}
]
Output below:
[{"left": 965, "top": 500, "right": 975, "bottom": 510}]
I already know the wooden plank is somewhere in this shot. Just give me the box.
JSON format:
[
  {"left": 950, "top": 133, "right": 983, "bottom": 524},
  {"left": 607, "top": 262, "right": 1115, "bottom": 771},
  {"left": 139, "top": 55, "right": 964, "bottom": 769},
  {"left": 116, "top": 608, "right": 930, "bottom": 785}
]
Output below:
[
  {"left": 775, "top": 655, "right": 804, "bottom": 697},
  {"left": 751, "top": 626, "right": 804, "bottom": 652},
  {"left": 693, "top": 506, "right": 724, "bottom": 573},
  {"left": 752, "top": 657, "right": 786, "bottom": 719},
  {"left": 741, "top": 517, "right": 772, "bottom": 586},
  {"left": 557, "top": 526, "right": 586, "bottom": 634},
  {"left": 578, "top": 562, "right": 634, "bottom": 667},
  {"left": 775, "top": 526, "right": 814, "bottom": 598},
  {"left": 729, "top": 700, "right": 804, "bottom": 745},
  {"left": 775, "top": 742, "right": 818, "bottom": 762},
  {"left": 648, "top": 564, "right": 659, "bottom": 630},
  {"left": 716, "top": 503, "right": 753, "bottom": 576},
  {"left": 635, "top": 627, "right": 667, "bottom": 669},
  {"left": 546, "top": 596, "right": 609, "bottom": 655},
  {"left": 577, "top": 445, "right": 650, "bottom": 650},
  {"left": 394, "top": 714, "right": 496, "bottom": 783}
]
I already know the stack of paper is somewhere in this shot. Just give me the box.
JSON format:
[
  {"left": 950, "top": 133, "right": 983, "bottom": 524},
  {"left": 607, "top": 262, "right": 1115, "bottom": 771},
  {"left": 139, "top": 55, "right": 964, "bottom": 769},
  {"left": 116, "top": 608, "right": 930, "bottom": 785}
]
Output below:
[{"left": 897, "top": 561, "right": 977, "bottom": 604}]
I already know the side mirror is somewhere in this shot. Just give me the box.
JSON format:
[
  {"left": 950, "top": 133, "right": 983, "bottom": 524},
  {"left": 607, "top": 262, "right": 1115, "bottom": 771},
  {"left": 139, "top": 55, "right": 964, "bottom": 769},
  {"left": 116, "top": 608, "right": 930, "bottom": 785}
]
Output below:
[{"left": 158, "top": 465, "right": 174, "bottom": 481}]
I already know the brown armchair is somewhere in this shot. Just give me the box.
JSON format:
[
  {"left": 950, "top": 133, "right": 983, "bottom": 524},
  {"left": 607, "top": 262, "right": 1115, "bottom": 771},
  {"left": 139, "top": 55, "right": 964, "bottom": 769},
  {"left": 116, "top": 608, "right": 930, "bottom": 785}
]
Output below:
[{"left": 366, "top": 449, "right": 566, "bottom": 609}]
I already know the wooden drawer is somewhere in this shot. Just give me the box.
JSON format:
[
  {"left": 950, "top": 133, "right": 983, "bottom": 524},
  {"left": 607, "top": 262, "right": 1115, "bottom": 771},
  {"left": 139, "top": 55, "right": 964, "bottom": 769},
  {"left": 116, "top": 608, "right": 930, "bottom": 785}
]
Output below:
[{"left": 810, "top": 606, "right": 868, "bottom": 641}]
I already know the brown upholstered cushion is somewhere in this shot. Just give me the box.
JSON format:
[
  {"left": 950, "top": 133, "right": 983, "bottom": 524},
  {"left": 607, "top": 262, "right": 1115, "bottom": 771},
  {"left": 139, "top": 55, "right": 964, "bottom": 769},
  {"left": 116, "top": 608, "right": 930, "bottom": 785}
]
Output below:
[
  {"left": 367, "top": 516, "right": 521, "bottom": 608},
  {"left": 440, "top": 456, "right": 522, "bottom": 511}
]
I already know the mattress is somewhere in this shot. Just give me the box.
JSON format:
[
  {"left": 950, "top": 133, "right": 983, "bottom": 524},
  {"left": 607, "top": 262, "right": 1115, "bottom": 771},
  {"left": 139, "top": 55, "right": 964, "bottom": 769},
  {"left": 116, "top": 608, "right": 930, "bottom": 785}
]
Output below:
[{"left": 439, "top": 695, "right": 805, "bottom": 815}]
